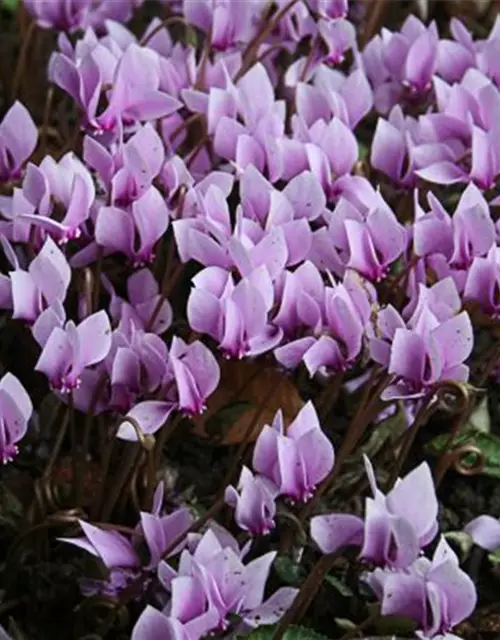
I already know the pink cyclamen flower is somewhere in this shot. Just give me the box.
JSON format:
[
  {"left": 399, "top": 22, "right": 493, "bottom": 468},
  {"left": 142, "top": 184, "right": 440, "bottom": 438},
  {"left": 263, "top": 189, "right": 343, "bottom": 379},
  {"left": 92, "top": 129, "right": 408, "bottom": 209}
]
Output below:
[
  {"left": 463, "top": 247, "right": 500, "bottom": 318},
  {"left": 464, "top": 514, "right": 500, "bottom": 551},
  {"left": 167, "top": 336, "right": 221, "bottom": 416},
  {"left": 0, "top": 372, "right": 33, "bottom": 464},
  {"left": 35, "top": 310, "right": 112, "bottom": 393},
  {"left": 0, "top": 101, "right": 37, "bottom": 183},
  {"left": 364, "top": 538, "right": 476, "bottom": 637},
  {"left": 311, "top": 455, "right": 438, "bottom": 569},
  {"left": 187, "top": 266, "right": 283, "bottom": 359},
  {"left": 95, "top": 186, "right": 170, "bottom": 266},
  {"left": 132, "top": 525, "right": 298, "bottom": 638},
  {"left": 252, "top": 401, "right": 334, "bottom": 503},
  {"left": 225, "top": 466, "right": 279, "bottom": 536},
  {"left": 24, "top": 0, "right": 142, "bottom": 32},
  {"left": 18, "top": 152, "right": 96, "bottom": 245},
  {"left": 116, "top": 401, "right": 176, "bottom": 442},
  {"left": 0, "top": 236, "right": 71, "bottom": 323},
  {"left": 60, "top": 508, "right": 192, "bottom": 596},
  {"left": 370, "top": 302, "right": 474, "bottom": 400}
]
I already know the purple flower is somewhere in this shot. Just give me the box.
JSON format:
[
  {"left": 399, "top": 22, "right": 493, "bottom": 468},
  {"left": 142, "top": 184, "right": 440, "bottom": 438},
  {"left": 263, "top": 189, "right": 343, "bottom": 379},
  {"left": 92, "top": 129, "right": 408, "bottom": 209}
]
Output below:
[
  {"left": 311, "top": 455, "right": 438, "bottom": 569},
  {"left": 16, "top": 153, "right": 95, "bottom": 245},
  {"left": 187, "top": 266, "right": 283, "bottom": 359},
  {"left": 49, "top": 43, "right": 182, "bottom": 133},
  {"left": 364, "top": 538, "right": 476, "bottom": 637},
  {"left": 225, "top": 466, "right": 278, "bottom": 536},
  {"left": 464, "top": 514, "right": 500, "bottom": 551},
  {"left": 0, "top": 102, "right": 37, "bottom": 183},
  {"left": 0, "top": 236, "right": 70, "bottom": 323},
  {"left": 103, "top": 268, "right": 172, "bottom": 335},
  {"left": 116, "top": 401, "right": 175, "bottom": 442},
  {"left": 95, "top": 186, "right": 170, "bottom": 266},
  {"left": 370, "top": 302, "right": 474, "bottom": 400},
  {"left": 35, "top": 309, "right": 112, "bottom": 393},
  {"left": 307, "top": 0, "right": 348, "bottom": 19},
  {"left": 183, "top": 0, "right": 263, "bottom": 51},
  {"left": 363, "top": 16, "right": 439, "bottom": 113},
  {"left": 0, "top": 372, "right": 33, "bottom": 464},
  {"left": 292, "top": 67, "right": 373, "bottom": 130},
  {"left": 135, "top": 525, "right": 298, "bottom": 638},
  {"left": 413, "top": 183, "right": 495, "bottom": 283},
  {"left": 464, "top": 248, "right": 500, "bottom": 318},
  {"left": 60, "top": 508, "right": 192, "bottom": 595},
  {"left": 167, "top": 337, "right": 220, "bottom": 416},
  {"left": 274, "top": 271, "right": 372, "bottom": 376},
  {"left": 83, "top": 123, "right": 165, "bottom": 207},
  {"left": 24, "top": 0, "right": 141, "bottom": 32},
  {"left": 252, "top": 401, "right": 334, "bottom": 503}
]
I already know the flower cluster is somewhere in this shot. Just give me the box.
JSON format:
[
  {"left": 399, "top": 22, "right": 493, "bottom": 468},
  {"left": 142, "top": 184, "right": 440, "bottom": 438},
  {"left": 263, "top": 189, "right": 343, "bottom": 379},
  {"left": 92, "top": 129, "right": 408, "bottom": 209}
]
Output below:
[
  {"left": 225, "top": 402, "right": 335, "bottom": 535},
  {"left": 1, "top": 0, "right": 496, "bottom": 636},
  {"left": 311, "top": 457, "right": 476, "bottom": 635}
]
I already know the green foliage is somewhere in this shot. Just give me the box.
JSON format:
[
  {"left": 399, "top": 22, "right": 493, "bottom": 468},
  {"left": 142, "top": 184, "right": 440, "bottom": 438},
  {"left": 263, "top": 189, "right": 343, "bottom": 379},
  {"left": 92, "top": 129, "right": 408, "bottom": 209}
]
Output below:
[
  {"left": 425, "top": 395, "right": 500, "bottom": 478},
  {"left": 274, "top": 556, "right": 306, "bottom": 586},
  {"left": 1, "top": 0, "right": 17, "bottom": 12}
]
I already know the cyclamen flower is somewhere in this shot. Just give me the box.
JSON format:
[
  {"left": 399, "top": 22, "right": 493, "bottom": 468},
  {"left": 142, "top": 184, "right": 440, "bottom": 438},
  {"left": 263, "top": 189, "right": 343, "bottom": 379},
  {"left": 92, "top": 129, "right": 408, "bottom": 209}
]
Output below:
[
  {"left": 103, "top": 268, "right": 172, "bottom": 335},
  {"left": 413, "top": 184, "right": 495, "bottom": 288},
  {"left": 464, "top": 514, "right": 500, "bottom": 551},
  {"left": 132, "top": 525, "right": 298, "bottom": 638},
  {"left": 253, "top": 401, "right": 335, "bottom": 503},
  {"left": 0, "top": 236, "right": 71, "bottom": 323},
  {"left": 292, "top": 67, "right": 373, "bottom": 130},
  {"left": 225, "top": 466, "right": 278, "bottom": 536},
  {"left": 0, "top": 102, "right": 37, "bottom": 183},
  {"left": 311, "top": 455, "right": 438, "bottom": 569},
  {"left": 13, "top": 152, "right": 95, "bottom": 245},
  {"left": 0, "top": 373, "right": 33, "bottom": 464},
  {"left": 274, "top": 270, "right": 372, "bottom": 376},
  {"left": 183, "top": 0, "right": 263, "bottom": 51},
  {"left": 49, "top": 43, "right": 182, "bottom": 132},
  {"left": 370, "top": 301, "right": 474, "bottom": 400},
  {"left": 83, "top": 123, "right": 165, "bottom": 207},
  {"left": 167, "top": 337, "right": 221, "bottom": 416},
  {"left": 363, "top": 15, "right": 439, "bottom": 113},
  {"left": 95, "top": 185, "right": 170, "bottom": 266},
  {"left": 35, "top": 310, "right": 112, "bottom": 393},
  {"left": 187, "top": 266, "right": 283, "bottom": 359},
  {"left": 60, "top": 508, "right": 192, "bottom": 596},
  {"left": 364, "top": 538, "right": 476, "bottom": 637},
  {"left": 116, "top": 401, "right": 175, "bottom": 442},
  {"left": 24, "top": 0, "right": 142, "bottom": 32},
  {"left": 463, "top": 247, "right": 500, "bottom": 318}
]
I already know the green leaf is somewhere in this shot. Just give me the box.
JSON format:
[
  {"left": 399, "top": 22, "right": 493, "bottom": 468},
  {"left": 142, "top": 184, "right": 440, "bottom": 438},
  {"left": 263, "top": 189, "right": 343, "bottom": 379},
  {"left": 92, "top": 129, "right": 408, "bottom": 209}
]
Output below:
[
  {"left": 444, "top": 531, "right": 474, "bottom": 561},
  {"left": 247, "top": 625, "right": 330, "bottom": 639},
  {"left": 323, "top": 573, "right": 353, "bottom": 597},
  {"left": 274, "top": 556, "right": 306, "bottom": 586},
  {"left": 426, "top": 429, "right": 500, "bottom": 479},
  {"left": 1, "top": 0, "right": 17, "bottom": 11},
  {"left": 488, "top": 547, "right": 500, "bottom": 565},
  {"left": 334, "top": 618, "right": 357, "bottom": 631},
  {"left": 373, "top": 614, "right": 417, "bottom": 636},
  {"left": 424, "top": 396, "right": 500, "bottom": 479}
]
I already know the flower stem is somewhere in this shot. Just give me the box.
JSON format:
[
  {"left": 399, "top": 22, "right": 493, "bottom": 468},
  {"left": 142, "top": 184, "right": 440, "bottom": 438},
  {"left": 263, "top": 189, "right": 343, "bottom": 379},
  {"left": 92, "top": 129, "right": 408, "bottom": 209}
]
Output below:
[{"left": 274, "top": 552, "right": 339, "bottom": 638}]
